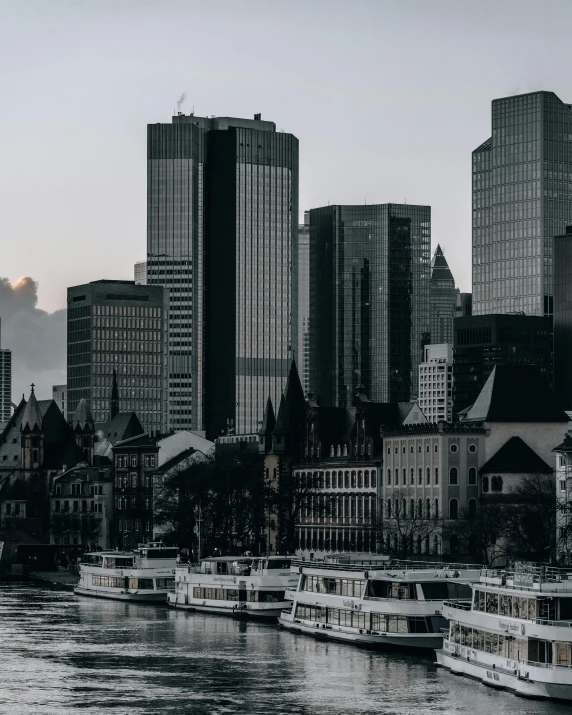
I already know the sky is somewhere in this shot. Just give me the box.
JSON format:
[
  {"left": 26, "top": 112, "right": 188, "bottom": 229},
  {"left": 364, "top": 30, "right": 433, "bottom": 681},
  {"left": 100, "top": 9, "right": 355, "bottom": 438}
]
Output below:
[{"left": 2, "top": 0, "right": 572, "bottom": 399}]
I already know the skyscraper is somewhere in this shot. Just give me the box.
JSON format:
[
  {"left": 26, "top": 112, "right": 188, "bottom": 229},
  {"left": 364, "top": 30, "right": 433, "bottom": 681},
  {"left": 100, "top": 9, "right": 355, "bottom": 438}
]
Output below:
[
  {"left": 67, "top": 280, "right": 168, "bottom": 434},
  {"left": 553, "top": 226, "right": 572, "bottom": 408},
  {"left": 472, "top": 91, "right": 572, "bottom": 317},
  {"left": 134, "top": 261, "right": 147, "bottom": 285},
  {"left": 309, "top": 203, "right": 431, "bottom": 406},
  {"left": 430, "top": 245, "right": 458, "bottom": 344},
  {"left": 0, "top": 321, "right": 12, "bottom": 428},
  {"left": 147, "top": 113, "right": 298, "bottom": 438},
  {"left": 298, "top": 212, "right": 310, "bottom": 396}
]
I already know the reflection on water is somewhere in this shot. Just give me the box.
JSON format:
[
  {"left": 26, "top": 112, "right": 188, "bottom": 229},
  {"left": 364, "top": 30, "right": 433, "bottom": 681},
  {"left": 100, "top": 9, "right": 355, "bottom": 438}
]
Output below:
[{"left": 0, "top": 581, "right": 570, "bottom": 715}]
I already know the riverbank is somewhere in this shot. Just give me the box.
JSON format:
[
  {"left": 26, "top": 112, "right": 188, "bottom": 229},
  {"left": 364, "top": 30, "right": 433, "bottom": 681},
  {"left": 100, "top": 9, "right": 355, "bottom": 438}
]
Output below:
[{"left": 0, "top": 568, "right": 79, "bottom": 591}]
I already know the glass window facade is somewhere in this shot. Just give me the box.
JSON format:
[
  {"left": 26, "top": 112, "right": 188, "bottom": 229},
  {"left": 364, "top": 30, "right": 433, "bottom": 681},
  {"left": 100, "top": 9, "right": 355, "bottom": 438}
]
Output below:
[
  {"left": 430, "top": 245, "right": 458, "bottom": 344},
  {"left": 298, "top": 216, "right": 310, "bottom": 396},
  {"left": 67, "top": 281, "right": 168, "bottom": 434},
  {"left": 0, "top": 348, "right": 11, "bottom": 427},
  {"left": 553, "top": 231, "right": 572, "bottom": 408},
  {"left": 473, "top": 91, "right": 572, "bottom": 317},
  {"left": 309, "top": 204, "right": 430, "bottom": 405}
]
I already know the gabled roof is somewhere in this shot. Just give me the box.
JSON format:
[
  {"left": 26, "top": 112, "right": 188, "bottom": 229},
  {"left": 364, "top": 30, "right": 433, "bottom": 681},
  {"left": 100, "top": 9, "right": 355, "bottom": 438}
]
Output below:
[
  {"left": 272, "top": 361, "right": 306, "bottom": 437},
  {"left": 54, "top": 464, "right": 113, "bottom": 484},
  {"left": 114, "top": 432, "right": 156, "bottom": 449},
  {"left": 462, "top": 365, "right": 568, "bottom": 423},
  {"left": 430, "top": 244, "right": 454, "bottom": 284},
  {"left": 480, "top": 436, "right": 552, "bottom": 474},
  {"left": 554, "top": 433, "right": 572, "bottom": 453},
  {"left": 94, "top": 412, "right": 144, "bottom": 456},
  {"left": 21, "top": 388, "right": 42, "bottom": 432},
  {"left": 72, "top": 398, "right": 94, "bottom": 431},
  {"left": 155, "top": 448, "right": 196, "bottom": 474}
]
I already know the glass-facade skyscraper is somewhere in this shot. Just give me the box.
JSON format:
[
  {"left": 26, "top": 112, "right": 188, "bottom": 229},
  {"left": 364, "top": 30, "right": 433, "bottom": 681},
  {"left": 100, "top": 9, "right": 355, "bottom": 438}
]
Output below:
[
  {"left": 553, "top": 227, "right": 572, "bottom": 409},
  {"left": 148, "top": 113, "right": 298, "bottom": 438},
  {"left": 0, "top": 320, "right": 11, "bottom": 429},
  {"left": 309, "top": 204, "right": 431, "bottom": 406},
  {"left": 430, "top": 244, "right": 458, "bottom": 344},
  {"left": 473, "top": 91, "right": 572, "bottom": 316},
  {"left": 297, "top": 213, "right": 310, "bottom": 396},
  {"left": 67, "top": 280, "right": 168, "bottom": 434}
]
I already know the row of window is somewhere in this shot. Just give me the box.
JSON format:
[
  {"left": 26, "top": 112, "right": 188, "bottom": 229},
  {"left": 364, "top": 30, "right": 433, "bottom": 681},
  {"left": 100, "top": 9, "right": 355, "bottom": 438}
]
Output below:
[
  {"left": 473, "top": 589, "right": 536, "bottom": 619},
  {"left": 115, "top": 475, "right": 153, "bottom": 489},
  {"left": 450, "top": 625, "right": 528, "bottom": 660},
  {"left": 385, "top": 497, "right": 476, "bottom": 520},
  {"left": 300, "top": 495, "right": 376, "bottom": 520},
  {"left": 116, "top": 454, "right": 156, "bottom": 468},
  {"left": 54, "top": 501, "right": 103, "bottom": 514},
  {"left": 296, "top": 470, "right": 377, "bottom": 490},
  {"left": 55, "top": 484, "right": 104, "bottom": 496},
  {"left": 117, "top": 520, "right": 151, "bottom": 532},
  {"left": 192, "top": 587, "right": 285, "bottom": 603},
  {"left": 298, "top": 529, "right": 375, "bottom": 553},
  {"left": 116, "top": 497, "right": 151, "bottom": 511},
  {"left": 92, "top": 576, "right": 124, "bottom": 588},
  {"left": 387, "top": 467, "right": 478, "bottom": 487},
  {"left": 295, "top": 605, "right": 429, "bottom": 633},
  {"left": 387, "top": 443, "right": 478, "bottom": 455},
  {"left": 303, "top": 575, "right": 364, "bottom": 597}
]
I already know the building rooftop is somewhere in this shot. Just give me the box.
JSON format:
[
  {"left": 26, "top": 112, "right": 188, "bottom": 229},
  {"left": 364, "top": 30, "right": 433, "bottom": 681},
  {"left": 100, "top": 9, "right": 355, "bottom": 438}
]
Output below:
[{"left": 480, "top": 436, "right": 552, "bottom": 474}]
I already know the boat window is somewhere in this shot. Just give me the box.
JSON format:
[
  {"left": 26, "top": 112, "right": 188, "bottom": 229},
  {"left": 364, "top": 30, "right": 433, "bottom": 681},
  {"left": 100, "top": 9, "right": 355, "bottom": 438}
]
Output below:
[
  {"left": 486, "top": 592, "right": 499, "bottom": 614},
  {"left": 266, "top": 560, "right": 291, "bottom": 570},
  {"left": 558, "top": 598, "right": 572, "bottom": 621},
  {"left": 230, "top": 562, "right": 251, "bottom": 576},
  {"left": 145, "top": 548, "right": 178, "bottom": 559},
  {"left": 104, "top": 557, "right": 134, "bottom": 569},
  {"left": 129, "top": 578, "right": 154, "bottom": 589}
]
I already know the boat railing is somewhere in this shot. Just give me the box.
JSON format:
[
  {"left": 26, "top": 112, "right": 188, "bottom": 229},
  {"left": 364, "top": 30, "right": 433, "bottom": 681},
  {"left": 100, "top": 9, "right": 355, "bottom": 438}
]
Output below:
[
  {"left": 530, "top": 618, "right": 572, "bottom": 628},
  {"left": 522, "top": 659, "right": 572, "bottom": 670},
  {"left": 363, "top": 595, "right": 453, "bottom": 603},
  {"left": 292, "top": 559, "right": 481, "bottom": 574},
  {"left": 442, "top": 600, "right": 472, "bottom": 611}
]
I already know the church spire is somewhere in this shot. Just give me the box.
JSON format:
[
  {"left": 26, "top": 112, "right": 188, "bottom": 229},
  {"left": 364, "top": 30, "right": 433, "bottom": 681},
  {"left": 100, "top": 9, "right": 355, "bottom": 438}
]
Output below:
[{"left": 110, "top": 369, "right": 119, "bottom": 420}]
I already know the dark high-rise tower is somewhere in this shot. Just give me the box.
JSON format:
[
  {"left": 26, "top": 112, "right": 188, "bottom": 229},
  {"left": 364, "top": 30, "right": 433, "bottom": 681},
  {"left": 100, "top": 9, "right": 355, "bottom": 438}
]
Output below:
[
  {"left": 430, "top": 245, "right": 458, "bottom": 344},
  {"left": 147, "top": 113, "right": 299, "bottom": 438},
  {"left": 297, "top": 212, "right": 310, "bottom": 396},
  {"left": 472, "top": 91, "right": 572, "bottom": 317},
  {"left": 309, "top": 204, "right": 431, "bottom": 406}
]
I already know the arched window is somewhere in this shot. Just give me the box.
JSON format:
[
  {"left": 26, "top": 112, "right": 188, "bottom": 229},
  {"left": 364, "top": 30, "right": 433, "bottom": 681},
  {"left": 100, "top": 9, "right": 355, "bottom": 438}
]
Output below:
[
  {"left": 482, "top": 476, "right": 489, "bottom": 493},
  {"left": 468, "top": 498, "right": 477, "bottom": 519},
  {"left": 325, "top": 472, "right": 330, "bottom": 488},
  {"left": 358, "top": 471, "right": 363, "bottom": 488},
  {"left": 449, "top": 498, "right": 459, "bottom": 520},
  {"left": 332, "top": 471, "right": 337, "bottom": 489},
  {"left": 344, "top": 471, "right": 350, "bottom": 488},
  {"left": 351, "top": 471, "right": 357, "bottom": 488},
  {"left": 449, "top": 467, "right": 458, "bottom": 485},
  {"left": 395, "top": 468, "right": 399, "bottom": 484},
  {"left": 330, "top": 445, "right": 335, "bottom": 457},
  {"left": 435, "top": 467, "right": 439, "bottom": 484},
  {"left": 394, "top": 498, "right": 399, "bottom": 516},
  {"left": 402, "top": 498, "right": 407, "bottom": 516},
  {"left": 402, "top": 468, "right": 407, "bottom": 485},
  {"left": 468, "top": 467, "right": 477, "bottom": 485},
  {"left": 418, "top": 498, "right": 423, "bottom": 518},
  {"left": 424, "top": 534, "right": 430, "bottom": 553},
  {"left": 371, "top": 471, "right": 377, "bottom": 488},
  {"left": 387, "top": 499, "right": 392, "bottom": 518},
  {"left": 491, "top": 476, "right": 503, "bottom": 492},
  {"left": 426, "top": 467, "right": 431, "bottom": 484},
  {"left": 337, "top": 445, "right": 341, "bottom": 457},
  {"left": 409, "top": 499, "right": 415, "bottom": 518},
  {"left": 426, "top": 498, "right": 431, "bottom": 518},
  {"left": 418, "top": 467, "right": 422, "bottom": 485},
  {"left": 364, "top": 470, "right": 369, "bottom": 488},
  {"left": 343, "top": 445, "right": 348, "bottom": 456},
  {"left": 434, "top": 498, "right": 439, "bottom": 518},
  {"left": 387, "top": 469, "right": 391, "bottom": 485},
  {"left": 410, "top": 467, "right": 414, "bottom": 485}
]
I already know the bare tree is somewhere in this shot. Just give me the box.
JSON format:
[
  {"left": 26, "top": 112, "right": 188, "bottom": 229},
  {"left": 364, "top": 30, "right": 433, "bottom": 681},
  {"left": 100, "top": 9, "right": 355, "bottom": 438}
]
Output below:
[{"left": 376, "top": 488, "right": 440, "bottom": 560}]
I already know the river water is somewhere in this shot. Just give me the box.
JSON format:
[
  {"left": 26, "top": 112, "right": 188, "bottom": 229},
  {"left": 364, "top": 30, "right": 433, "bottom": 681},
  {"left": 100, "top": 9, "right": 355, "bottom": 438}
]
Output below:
[{"left": 0, "top": 581, "right": 570, "bottom": 715}]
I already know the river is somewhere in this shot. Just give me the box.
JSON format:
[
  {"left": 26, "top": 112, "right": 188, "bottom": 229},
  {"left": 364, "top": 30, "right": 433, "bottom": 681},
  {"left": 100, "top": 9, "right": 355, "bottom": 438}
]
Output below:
[{"left": 0, "top": 581, "right": 570, "bottom": 715}]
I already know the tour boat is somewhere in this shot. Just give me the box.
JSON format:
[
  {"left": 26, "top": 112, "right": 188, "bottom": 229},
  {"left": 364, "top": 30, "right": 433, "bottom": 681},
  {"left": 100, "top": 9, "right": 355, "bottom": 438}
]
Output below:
[
  {"left": 436, "top": 563, "right": 572, "bottom": 701},
  {"left": 75, "top": 542, "right": 178, "bottom": 602},
  {"left": 167, "top": 555, "right": 298, "bottom": 619},
  {"left": 279, "top": 558, "right": 481, "bottom": 650}
]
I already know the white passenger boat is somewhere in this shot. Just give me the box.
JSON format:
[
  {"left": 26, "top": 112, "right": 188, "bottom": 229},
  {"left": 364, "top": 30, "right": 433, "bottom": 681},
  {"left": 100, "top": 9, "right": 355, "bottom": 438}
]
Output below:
[
  {"left": 168, "top": 555, "right": 298, "bottom": 619},
  {"left": 279, "top": 558, "right": 481, "bottom": 650},
  {"left": 75, "top": 542, "right": 178, "bottom": 602},
  {"left": 436, "top": 563, "right": 572, "bottom": 701}
]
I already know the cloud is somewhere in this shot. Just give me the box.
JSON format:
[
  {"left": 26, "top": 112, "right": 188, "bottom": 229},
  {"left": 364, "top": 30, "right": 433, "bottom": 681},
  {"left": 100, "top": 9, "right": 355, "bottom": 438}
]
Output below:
[{"left": 0, "top": 276, "right": 66, "bottom": 403}]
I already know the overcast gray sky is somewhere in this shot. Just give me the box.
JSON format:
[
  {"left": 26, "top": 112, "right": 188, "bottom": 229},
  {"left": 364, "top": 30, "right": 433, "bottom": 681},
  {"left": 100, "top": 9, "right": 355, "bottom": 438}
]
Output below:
[{"left": 2, "top": 0, "right": 572, "bottom": 397}]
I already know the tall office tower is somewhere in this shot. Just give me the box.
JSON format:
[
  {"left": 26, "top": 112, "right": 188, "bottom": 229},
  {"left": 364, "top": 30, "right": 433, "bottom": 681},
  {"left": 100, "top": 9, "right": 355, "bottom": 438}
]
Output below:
[
  {"left": 0, "top": 321, "right": 12, "bottom": 428},
  {"left": 473, "top": 91, "right": 572, "bottom": 317},
  {"left": 553, "top": 226, "right": 572, "bottom": 408},
  {"left": 455, "top": 292, "right": 472, "bottom": 318},
  {"left": 309, "top": 204, "right": 431, "bottom": 406},
  {"left": 453, "top": 313, "right": 552, "bottom": 415},
  {"left": 430, "top": 245, "right": 458, "bottom": 344},
  {"left": 52, "top": 384, "right": 67, "bottom": 416},
  {"left": 67, "top": 280, "right": 168, "bottom": 434},
  {"left": 148, "top": 113, "right": 298, "bottom": 438},
  {"left": 134, "top": 261, "right": 147, "bottom": 285},
  {"left": 298, "top": 212, "right": 310, "bottom": 396},
  {"left": 418, "top": 344, "right": 453, "bottom": 423}
]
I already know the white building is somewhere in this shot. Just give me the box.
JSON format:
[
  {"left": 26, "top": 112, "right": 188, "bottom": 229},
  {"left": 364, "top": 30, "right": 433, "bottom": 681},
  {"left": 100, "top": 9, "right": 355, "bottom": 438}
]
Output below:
[
  {"left": 134, "top": 261, "right": 147, "bottom": 285},
  {"left": 52, "top": 384, "right": 67, "bottom": 416},
  {"left": 418, "top": 344, "right": 453, "bottom": 423}
]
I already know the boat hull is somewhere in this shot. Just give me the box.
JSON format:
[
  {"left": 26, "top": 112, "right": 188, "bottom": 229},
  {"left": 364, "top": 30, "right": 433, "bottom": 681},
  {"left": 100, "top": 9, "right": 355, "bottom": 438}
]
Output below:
[
  {"left": 168, "top": 599, "right": 284, "bottom": 620},
  {"left": 436, "top": 650, "right": 572, "bottom": 701},
  {"left": 279, "top": 616, "right": 441, "bottom": 650},
  {"left": 74, "top": 587, "right": 168, "bottom": 603}
]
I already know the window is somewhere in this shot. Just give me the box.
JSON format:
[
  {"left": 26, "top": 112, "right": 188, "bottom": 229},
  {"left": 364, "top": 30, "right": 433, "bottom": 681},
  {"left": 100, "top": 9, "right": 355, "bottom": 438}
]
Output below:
[
  {"left": 468, "top": 443, "right": 477, "bottom": 454},
  {"left": 402, "top": 469, "right": 406, "bottom": 485},
  {"left": 434, "top": 467, "right": 439, "bottom": 484},
  {"left": 491, "top": 476, "right": 503, "bottom": 492},
  {"left": 450, "top": 444, "right": 458, "bottom": 453},
  {"left": 130, "top": 455, "right": 137, "bottom": 467},
  {"left": 410, "top": 468, "right": 414, "bottom": 485},
  {"left": 131, "top": 474, "right": 138, "bottom": 488},
  {"left": 426, "top": 498, "right": 431, "bottom": 518},
  {"left": 387, "top": 469, "right": 391, "bottom": 485},
  {"left": 449, "top": 499, "right": 459, "bottom": 520},
  {"left": 418, "top": 445, "right": 421, "bottom": 454},
  {"left": 387, "top": 446, "right": 390, "bottom": 455},
  {"left": 434, "top": 444, "right": 438, "bottom": 453},
  {"left": 561, "top": 480, "right": 566, "bottom": 492},
  {"left": 426, "top": 467, "right": 430, "bottom": 485},
  {"left": 418, "top": 468, "right": 422, "bottom": 485},
  {"left": 468, "top": 468, "right": 477, "bottom": 485},
  {"left": 55, "top": 485, "right": 62, "bottom": 495},
  {"left": 387, "top": 499, "right": 392, "bottom": 518},
  {"left": 426, "top": 445, "right": 430, "bottom": 453},
  {"left": 434, "top": 498, "right": 439, "bottom": 518},
  {"left": 449, "top": 467, "right": 458, "bottom": 485}
]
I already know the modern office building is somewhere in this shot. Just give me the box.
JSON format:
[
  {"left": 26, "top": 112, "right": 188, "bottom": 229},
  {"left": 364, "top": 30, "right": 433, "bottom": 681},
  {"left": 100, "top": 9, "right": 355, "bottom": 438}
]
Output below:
[
  {"left": 472, "top": 90, "right": 572, "bottom": 317},
  {"left": 453, "top": 314, "right": 552, "bottom": 416},
  {"left": 298, "top": 213, "right": 310, "bottom": 396},
  {"left": 0, "top": 321, "right": 12, "bottom": 428},
  {"left": 418, "top": 344, "right": 454, "bottom": 423},
  {"left": 147, "top": 112, "right": 298, "bottom": 438},
  {"left": 52, "top": 384, "right": 67, "bottom": 416},
  {"left": 66, "top": 280, "right": 168, "bottom": 435},
  {"left": 430, "top": 245, "right": 458, "bottom": 344},
  {"left": 309, "top": 203, "right": 431, "bottom": 406},
  {"left": 455, "top": 292, "right": 472, "bottom": 318},
  {"left": 553, "top": 226, "right": 572, "bottom": 409},
  {"left": 134, "top": 261, "right": 147, "bottom": 285}
]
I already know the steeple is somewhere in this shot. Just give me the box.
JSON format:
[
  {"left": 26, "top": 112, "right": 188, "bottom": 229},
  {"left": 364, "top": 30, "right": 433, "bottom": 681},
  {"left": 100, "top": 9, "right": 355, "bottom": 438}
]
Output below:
[
  {"left": 72, "top": 397, "right": 95, "bottom": 464},
  {"left": 110, "top": 369, "right": 119, "bottom": 420},
  {"left": 258, "top": 397, "right": 276, "bottom": 454},
  {"left": 21, "top": 384, "right": 42, "bottom": 432}
]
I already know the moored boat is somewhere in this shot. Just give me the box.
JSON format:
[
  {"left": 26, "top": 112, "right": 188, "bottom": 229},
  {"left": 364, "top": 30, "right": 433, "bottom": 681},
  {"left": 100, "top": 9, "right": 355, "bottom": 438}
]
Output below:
[
  {"left": 279, "top": 557, "right": 481, "bottom": 650},
  {"left": 168, "top": 555, "right": 298, "bottom": 619},
  {"left": 75, "top": 542, "right": 178, "bottom": 602},
  {"left": 436, "top": 563, "right": 572, "bottom": 701}
]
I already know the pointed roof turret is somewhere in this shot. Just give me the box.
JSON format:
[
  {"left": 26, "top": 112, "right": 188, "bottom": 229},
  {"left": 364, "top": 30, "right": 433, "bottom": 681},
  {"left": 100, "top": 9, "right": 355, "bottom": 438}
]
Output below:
[
  {"left": 258, "top": 397, "right": 276, "bottom": 437},
  {"left": 283, "top": 359, "right": 305, "bottom": 414},
  {"left": 273, "top": 395, "right": 289, "bottom": 436},
  {"left": 272, "top": 361, "right": 306, "bottom": 437},
  {"left": 21, "top": 384, "right": 43, "bottom": 432},
  {"left": 72, "top": 398, "right": 94, "bottom": 432},
  {"left": 431, "top": 244, "right": 454, "bottom": 284},
  {"left": 110, "top": 368, "right": 119, "bottom": 420}
]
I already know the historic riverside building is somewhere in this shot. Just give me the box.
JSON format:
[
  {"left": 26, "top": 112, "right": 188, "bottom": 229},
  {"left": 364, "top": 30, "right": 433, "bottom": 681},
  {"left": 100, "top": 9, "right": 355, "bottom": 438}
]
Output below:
[
  {"left": 418, "top": 344, "right": 454, "bottom": 423},
  {"left": 308, "top": 203, "right": 431, "bottom": 407},
  {"left": 472, "top": 90, "right": 572, "bottom": 317},
  {"left": 67, "top": 280, "right": 168, "bottom": 435},
  {"left": 430, "top": 245, "right": 458, "bottom": 345},
  {"left": 453, "top": 313, "right": 552, "bottom": 416},
  {"left": 147, "top": 112, "right": 299, "bottom": 437}
]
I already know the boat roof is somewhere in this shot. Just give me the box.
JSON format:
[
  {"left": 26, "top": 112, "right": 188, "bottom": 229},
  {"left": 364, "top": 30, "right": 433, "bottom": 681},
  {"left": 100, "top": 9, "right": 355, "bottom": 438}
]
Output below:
[
  {"left": 200, "top": 555, "right": 293, "bottom": 562},
  {"left": 295, "top": 559, "right": 482, "bottom": 581}
]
